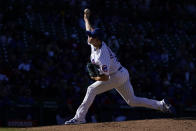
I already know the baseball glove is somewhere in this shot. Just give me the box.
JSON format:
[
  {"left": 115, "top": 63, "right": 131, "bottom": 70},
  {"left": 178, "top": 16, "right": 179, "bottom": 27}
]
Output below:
[{"left": 87, "top": 62, "right": 100, "bottom": 77}]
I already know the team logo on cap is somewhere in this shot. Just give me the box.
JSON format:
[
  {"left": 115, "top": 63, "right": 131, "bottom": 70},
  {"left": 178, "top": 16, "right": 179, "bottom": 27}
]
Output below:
[{"left": 102, "top": 65, "right": 108, "bottom": 72}]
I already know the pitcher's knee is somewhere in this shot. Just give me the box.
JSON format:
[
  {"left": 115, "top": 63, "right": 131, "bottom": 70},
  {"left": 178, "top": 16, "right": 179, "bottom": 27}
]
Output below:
[{"left": 127, "top": 98, "right": 141, "bottom": 107}]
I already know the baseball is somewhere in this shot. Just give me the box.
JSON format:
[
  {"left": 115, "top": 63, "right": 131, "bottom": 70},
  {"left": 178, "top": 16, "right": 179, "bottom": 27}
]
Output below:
[{"left": 84, "top": 8, "right": 90, "bottom": 14}]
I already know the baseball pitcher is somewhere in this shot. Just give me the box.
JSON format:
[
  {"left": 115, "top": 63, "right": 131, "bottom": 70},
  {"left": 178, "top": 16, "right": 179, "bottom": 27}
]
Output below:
[{"left": 65, "top": 9, "right": 175, "bottom": 125}]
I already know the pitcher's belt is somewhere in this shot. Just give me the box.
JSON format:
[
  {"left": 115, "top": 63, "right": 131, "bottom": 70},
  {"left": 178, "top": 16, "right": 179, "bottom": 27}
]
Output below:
[
  {"left": 118, "top": 66, "right": 122, "bottom": 71},
  {"left": 110, "top": 66, "right": 122, "bottom": 75}
]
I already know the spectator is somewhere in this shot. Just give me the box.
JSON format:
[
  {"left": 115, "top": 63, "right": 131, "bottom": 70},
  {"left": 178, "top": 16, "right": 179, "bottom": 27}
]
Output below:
[
  {"left": 0, "top": 0, "right": 195, "bottom": 124},
  {"left": 0, "top": 74, "right": 8, "bottom": 81}
]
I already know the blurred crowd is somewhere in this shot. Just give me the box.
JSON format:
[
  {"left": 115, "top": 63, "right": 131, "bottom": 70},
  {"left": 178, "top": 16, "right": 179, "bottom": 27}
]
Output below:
[{"left": 0, "top": 0, "right": 196, "bottom": 123}]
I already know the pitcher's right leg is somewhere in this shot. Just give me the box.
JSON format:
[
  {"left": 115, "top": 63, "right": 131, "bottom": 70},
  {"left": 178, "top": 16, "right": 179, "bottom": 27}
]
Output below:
[{"left": 66, "top": 77, "right": 120, "bottom": 124}]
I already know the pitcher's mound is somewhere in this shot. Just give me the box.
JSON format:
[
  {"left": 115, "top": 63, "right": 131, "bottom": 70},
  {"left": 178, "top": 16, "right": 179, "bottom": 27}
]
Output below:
[{"left": 24, "top": 118, "right": 196, "bottom": 131}]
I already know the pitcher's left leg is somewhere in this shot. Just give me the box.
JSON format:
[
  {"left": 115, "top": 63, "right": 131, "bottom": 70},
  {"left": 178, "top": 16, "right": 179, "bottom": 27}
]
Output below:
[{"left": 116, "top": 80, "right": 163, "bottom": 111}]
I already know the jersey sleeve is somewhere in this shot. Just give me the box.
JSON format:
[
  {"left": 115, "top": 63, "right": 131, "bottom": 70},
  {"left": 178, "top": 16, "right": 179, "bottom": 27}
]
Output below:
[{"left": 98, "top": 47, "right": 110, "bottom": 76}]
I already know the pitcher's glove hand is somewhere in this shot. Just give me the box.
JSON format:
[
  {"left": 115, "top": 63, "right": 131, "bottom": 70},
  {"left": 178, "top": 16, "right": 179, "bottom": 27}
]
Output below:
[{"left": 87, "top": 62, "right": 100, "bottom": 77}]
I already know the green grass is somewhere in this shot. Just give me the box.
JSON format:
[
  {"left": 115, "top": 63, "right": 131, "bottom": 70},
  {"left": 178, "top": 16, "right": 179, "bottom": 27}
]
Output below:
[{"left": 0, "top": 128, "right": 24, "bottom": 131}]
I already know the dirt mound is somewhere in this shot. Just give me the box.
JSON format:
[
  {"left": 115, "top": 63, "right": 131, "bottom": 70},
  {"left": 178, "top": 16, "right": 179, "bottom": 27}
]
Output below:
[{"left": 23, "top": 118, "right": 196, "bottom": 131}]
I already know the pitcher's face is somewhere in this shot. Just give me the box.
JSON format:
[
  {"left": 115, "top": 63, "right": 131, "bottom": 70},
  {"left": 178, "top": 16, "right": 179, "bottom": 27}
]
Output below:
[{"left": 88, "top": 36, "right": 101, "bottom": 47}]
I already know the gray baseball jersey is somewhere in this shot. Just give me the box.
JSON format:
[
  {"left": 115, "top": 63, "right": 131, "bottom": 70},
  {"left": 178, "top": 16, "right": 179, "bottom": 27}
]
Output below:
[
  {"left": 90, "top": 42, "right": 121, "bottom": 75},
  {"left": 73, "top": 41, "right": 164, "bottom": 121}
]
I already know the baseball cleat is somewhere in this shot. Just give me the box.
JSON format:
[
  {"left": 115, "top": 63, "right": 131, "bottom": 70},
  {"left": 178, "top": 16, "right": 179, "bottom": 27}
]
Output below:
[
  {"left": 64, "top": 118, "right": 86, "bottom": 125},
  {"left": 162, "top": 98, "right": 176, "bottom": 115}
]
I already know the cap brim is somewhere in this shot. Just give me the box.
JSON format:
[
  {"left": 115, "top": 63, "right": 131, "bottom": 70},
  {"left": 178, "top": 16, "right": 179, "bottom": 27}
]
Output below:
[
  {"left": 86, "top": 31, "right": 98, "bottom": 38},
  {"left": 86, "top": 31, "right": 93, "bottom": 37}
]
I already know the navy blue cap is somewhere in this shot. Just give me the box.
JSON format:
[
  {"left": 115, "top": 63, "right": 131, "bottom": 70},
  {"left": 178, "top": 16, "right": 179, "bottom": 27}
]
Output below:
[{"left": 86, "top": 28, "right": 104, "bottom": 41}]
